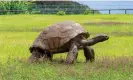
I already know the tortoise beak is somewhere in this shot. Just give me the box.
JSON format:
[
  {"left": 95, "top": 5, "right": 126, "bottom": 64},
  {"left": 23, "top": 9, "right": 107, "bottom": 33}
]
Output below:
[{"left": 105, "top": 35, "right": 109, "bottom": 40}]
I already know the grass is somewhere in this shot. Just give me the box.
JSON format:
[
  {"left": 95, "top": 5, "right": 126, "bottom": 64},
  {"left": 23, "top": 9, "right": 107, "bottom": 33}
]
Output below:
[{"left": 0, "top": 14, "right": 133, "bottom": 80}]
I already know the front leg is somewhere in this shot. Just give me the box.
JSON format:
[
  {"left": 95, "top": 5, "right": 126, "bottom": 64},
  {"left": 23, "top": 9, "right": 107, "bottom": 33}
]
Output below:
[
  {"left": 83, "top": 46, "right": 95, "bottom": 62},
  {"left": 66, "top": 42, "right": 78, "bottom": 64}
]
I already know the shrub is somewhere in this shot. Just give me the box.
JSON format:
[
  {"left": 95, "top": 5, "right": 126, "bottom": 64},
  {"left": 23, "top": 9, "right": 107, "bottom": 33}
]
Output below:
[
  {"left": 0, "top": 1, "right": 33, "bottom": 15},
  {"left": 57, "top": 10, "right": 65, "bottom": 15},
  {"left": 84, "top": 10, "right": 91, "bottom": 15}
]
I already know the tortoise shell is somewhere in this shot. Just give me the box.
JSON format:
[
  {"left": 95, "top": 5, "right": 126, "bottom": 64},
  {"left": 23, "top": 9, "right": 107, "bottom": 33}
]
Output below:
[{"left": 30, "top": 21, "right": 89, "bottom": 51}]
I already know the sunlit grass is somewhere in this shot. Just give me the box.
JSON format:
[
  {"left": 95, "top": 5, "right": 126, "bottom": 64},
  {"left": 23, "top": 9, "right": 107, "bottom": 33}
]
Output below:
[
  {"left": 0, "top": 14, "right": 133, "bottom": 80},
  {"left": 1, "top": 32, "right": 133, "bottom": 63},
  {"left": 0, "top": 14, "right": 133, "bottom": 32}
]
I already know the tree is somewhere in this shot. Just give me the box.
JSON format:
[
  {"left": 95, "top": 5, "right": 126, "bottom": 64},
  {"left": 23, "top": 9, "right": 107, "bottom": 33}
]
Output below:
[{"left": 32, "top": 1, "right": 100, "bottom": 14}]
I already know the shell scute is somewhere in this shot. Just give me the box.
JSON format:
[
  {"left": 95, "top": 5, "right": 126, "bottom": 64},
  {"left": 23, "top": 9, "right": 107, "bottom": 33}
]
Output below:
[{"left": 30, "top": 21, "right": 89, "bottom": 51}]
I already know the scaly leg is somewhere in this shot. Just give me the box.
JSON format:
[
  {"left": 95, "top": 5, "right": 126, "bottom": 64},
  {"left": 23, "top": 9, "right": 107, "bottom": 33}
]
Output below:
[
  {"left": 66, "top": 42, "right": 78, "bottom": 64},
  {"left": 83, "top": 46, "right": 95, "bottom": 62},
  {"left": 28, "top": 49, "right": 41, "bottom": 62},
  {"left": 46, "top": 52, "right": 53, "bottom": 61}
]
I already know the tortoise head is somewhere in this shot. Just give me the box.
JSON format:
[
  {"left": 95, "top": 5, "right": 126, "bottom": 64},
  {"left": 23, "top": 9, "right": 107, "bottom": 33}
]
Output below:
[{"left": 92, "top": 34, "right": 109, "bottom": 42}]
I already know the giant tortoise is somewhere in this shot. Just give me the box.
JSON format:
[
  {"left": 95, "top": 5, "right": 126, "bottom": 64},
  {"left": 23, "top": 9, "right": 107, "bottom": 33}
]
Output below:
[{"left": 29, "top": 21, "right": 109, "bottom": 64}]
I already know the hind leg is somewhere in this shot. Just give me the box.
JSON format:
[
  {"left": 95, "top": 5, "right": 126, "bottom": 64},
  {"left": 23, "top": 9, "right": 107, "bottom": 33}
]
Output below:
[
  {"left": 83, "top": 46, "right": 95, "bottom": 62},
  {"left": 46, "top": 52, "right": 53, "bottom": 61},
  {"left": 28, "top": 48, "right": 51, "bottom": 62},
  {"left": 28, "top": 49, "right": 42, "bottom": 62},
  {"left": 38, "top": 51, "right": 53, "bottom": 61}
]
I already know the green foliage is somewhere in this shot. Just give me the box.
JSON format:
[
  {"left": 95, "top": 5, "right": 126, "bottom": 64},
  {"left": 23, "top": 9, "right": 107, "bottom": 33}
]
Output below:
[
  {"left": 84, "top": 10, "right": 101, "bottom": 15},
  {"left": 0, "top": 1, "right": 100, "bottom": 15},
  {"left": 0, "top": 1, "right": 33, "bottom": 14},
  {"left": 33, "top": 1, "right": 95, "bottom": 14},
  {"left": 57, "top": 10, "right": 65, "bottom": 15},
  {"left": 84, "top": 10, "right": 91, "bottom": 15}
]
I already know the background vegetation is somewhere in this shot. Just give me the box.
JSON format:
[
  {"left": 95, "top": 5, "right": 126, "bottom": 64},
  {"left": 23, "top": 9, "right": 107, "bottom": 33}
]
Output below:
[
  {"left": 0, "top": 1, "right": 32, "bottom": 14},
  {"left": 0, "top": 14, "right": 133, "bottom": 80},
  {"left": 0, "top": 1, "right": 100, "bottom": 15}
]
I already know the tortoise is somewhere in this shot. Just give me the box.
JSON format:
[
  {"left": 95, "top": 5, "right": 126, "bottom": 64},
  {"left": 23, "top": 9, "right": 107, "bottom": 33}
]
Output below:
[{"left": 29, "top": 21, "right": 109, "bottom": 64}]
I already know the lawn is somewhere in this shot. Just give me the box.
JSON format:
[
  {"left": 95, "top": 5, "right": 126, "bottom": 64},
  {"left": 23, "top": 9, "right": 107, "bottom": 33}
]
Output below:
[{"left": 0, "top": 14, "right": 133, "bottom": 80}]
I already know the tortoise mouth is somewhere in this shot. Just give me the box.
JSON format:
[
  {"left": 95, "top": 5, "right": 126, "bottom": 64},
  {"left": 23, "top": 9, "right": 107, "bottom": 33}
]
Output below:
[
  {"left": 94, "top": 34, "right": 109, "bottom": 42},
  {"left": 105, "top": 36, "right": 109, "bottom": 40}
]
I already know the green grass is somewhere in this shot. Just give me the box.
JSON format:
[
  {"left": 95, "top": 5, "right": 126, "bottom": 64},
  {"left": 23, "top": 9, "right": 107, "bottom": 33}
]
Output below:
[
  {"left": 0, "top": 14, "right": 133, "bottom": 32},
  {"left": 0, "top": 14, "right": 133, "bottom": 80}
]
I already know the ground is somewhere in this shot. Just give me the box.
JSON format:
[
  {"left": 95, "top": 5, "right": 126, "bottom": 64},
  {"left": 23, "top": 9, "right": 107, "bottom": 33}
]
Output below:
[{"left": 0, "top": 14, "right": 133, "bottom": 80}]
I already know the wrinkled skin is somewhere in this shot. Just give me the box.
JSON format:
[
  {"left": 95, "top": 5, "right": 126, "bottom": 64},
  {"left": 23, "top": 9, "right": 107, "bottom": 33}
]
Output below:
[{"left": 29, "top": 34, "right": 109, "bottom": 64}]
